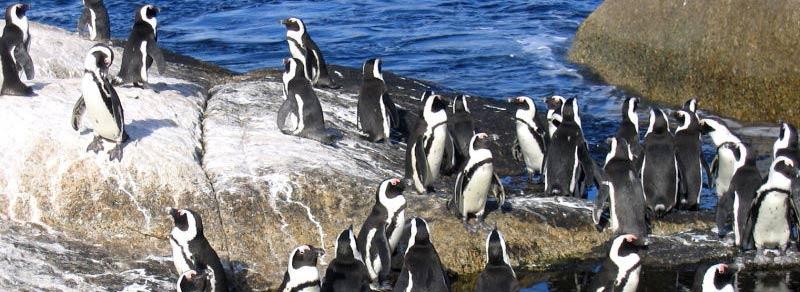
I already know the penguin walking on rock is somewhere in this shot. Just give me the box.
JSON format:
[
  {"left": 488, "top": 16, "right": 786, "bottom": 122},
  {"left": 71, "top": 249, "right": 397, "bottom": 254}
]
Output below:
[
  {"left": 450, "top": 133, "right": 505, "bottom": 229},
  {"left": 115, "top": 4, "right": 165, "bottom": 90},
  {"left": 587, "top": 234, "right": 647, "bottom": 292},
  {"left": 616, "top": 97, "right": 642, "bottom": 162},
  {"left": 742, "top": 156, "right": 800, "bottom": 254},
  {"left": 405, "top": 91, "right": 451, "bottom": 194},
  {"left": 277, "top": 57, "right": 335, "bottom": 144},
  {"left": 476, "top": 229, "right": 519, "bottom": 292},
  {"left": 77, "top": 0, "right": 111, "bottom": 41},
  {"left": 357, "top": 58, "right": 398, "bottom": 143},
  {"left": 393, "top": 218, "right": 449, "bottom": 292},
  {"left": 357, "top": 178, "right": 406, "bottom": 291},
  {"left": 510, "top": 96, "right": 547, "bottom": 181},
  {"left": 641, "top": 108, "right": 678, "bottom": 216},
  {"left": 543, "top": 97, "right": 598, "bottom": 197},
  {"left": 281, "top": 17, "right": 337, "bottom": 88},
  {"left": 71, "top": 44, "right": 128, "bottom": 161},
  {"left": 444, "top": 94, "right": 476, "bottom": 175},
  {"left": 700, "top": 118, "right": 742, "bottom": 198},
  {"left": 167, "top": 208, "right": 229, "bottom": 292},
  {"left": 593, "top": 137, "right": 649, "bottom": 237},
  {"left": 714, "top": 141, "right": 761, "bottom": 246},
  {"left": 673, "top": 104, "right": 709, "bottom": 210},
  {"left": 1, "top": 3, "right": 33, "bottom": 96},
  {"left": 692, "top": 263, "right": 735, "bottom": 292},
  {"left": 279, "top": 245, "right": 325, "bottom": 292},
  {"left": 322, "top": 227, "right": 370, "bottom": 292}
]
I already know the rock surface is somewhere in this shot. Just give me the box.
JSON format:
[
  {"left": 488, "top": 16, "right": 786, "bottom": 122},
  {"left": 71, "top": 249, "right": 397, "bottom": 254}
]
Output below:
[{"left": 569, "top": 0, "right": 800, "bottom": 125}]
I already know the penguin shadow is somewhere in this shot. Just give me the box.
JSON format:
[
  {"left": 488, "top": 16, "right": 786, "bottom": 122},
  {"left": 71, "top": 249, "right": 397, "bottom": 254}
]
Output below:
[
  {"left": 125, "top": 118, "right": 179, "bottom": 142},
  {"left": 150, "top": 81, "right": 204, "bottom": 97},
  {"left": 29, "top": 82, "right": 48, "bottom": 92}
]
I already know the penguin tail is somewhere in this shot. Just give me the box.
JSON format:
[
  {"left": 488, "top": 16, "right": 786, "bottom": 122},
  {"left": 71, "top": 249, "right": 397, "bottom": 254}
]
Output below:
[
  {"left": 550, "top": 186, "right": 562, "bottom": 196},
  {"left": 654, "top": 204, "right": 666, "bottom": 217}
]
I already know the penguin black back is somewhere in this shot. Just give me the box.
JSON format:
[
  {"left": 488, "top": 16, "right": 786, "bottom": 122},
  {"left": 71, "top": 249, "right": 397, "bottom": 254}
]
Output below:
[
  {"left": 78, "top": 0, "right": 111, "bottom": 41},
  {"left": 641, "top": 108, "right": 678, "bottom": 217},
  {"left": 322, "top": 228, "right": 370, "bottom": 292},
  {"left": 544, "top": 97, "right": 597, "bottom": 197},
  {"left": 357, "top": 58, "right": 398, "bottom": 143},
  {"left": 476, "top": 229, "right": 519, "bottom": 292},
  {"left": 673, "top": 108, "right": 705, "bottom": 210},
  {"left": 394, "top": 218, "right": 450, "bottom": 292}
]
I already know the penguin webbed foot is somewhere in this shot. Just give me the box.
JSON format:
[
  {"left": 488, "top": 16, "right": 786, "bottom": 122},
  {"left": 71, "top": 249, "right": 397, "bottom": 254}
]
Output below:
[
  {"left": 107, "top": 143, "right": 124, "bottom": 162},
  {"left": 86, "top": 136, "right": 104, "bottom": 153}
]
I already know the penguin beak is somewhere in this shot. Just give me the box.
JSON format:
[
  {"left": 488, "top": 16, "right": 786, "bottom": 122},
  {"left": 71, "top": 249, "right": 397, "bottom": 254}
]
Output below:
[
  {"left": 717, "top": 264, "right": 728, "bottom": 274},
  {"left": 280, "top": 18, "right": 290, "bottom": 25}
]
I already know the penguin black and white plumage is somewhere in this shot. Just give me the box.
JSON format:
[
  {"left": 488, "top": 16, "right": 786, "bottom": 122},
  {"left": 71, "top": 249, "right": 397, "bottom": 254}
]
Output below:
[
  {"left": 450, "top": 133, "right": 505, "bottom": 226},
  {"left": 357, "top": 58, "right": 398, "bottom": 143},
  {"left": 545, "top": 95, "right": 565, "bottom": 139},
  {"left": 543, "top": 97, "right": 597, "bottom": 197},
  {"left": 741, "top": 156, "right": 800, "bottom": 253},
  {"left": 71, "top": 44, "right": 128, "bottom": 161},
  {"left": 356, "top": 178, "right": 406, "bottom": 291},
  {"left": 277, "top": 57, "right": 335, "bottom": 144},
  {"left": 1, "top": 3, "right": 33, "bottom": 96},
  {"left": 115, "top": 4, "right": 165, "bottom": 89},
  {"left": 77, "top": 0, "right": 111, "bottom": 42},
  {"left": 692, "top": 264, "right": 735, "bottom": 292},
  {"left": 279, "top": 245, "right": 325, "bottom": 292},
  {"left": 176, "top": 263, "right": 216, "bottom": 292},
  {"left": 510, "top": 96, "right": 547, "bottom": 180},
  {"left": 445, "top": 94, "right": 476, "bottom": 174},
  {"left": 393, "top": 218, "right": 449, "bottom": 292},
  {"left": 475, "top": 229, "right": 519, "bottom": 292},
  {"left": 405, "top": 91, "right": 450, "bottom": 194},
  {"left": 700, "top": 118, "right": 742, "bottom": 198},
  {"left": 673, "top": 107, "right": 707, "bottom": 210},
  {"left": 641, "top": 108, "right": 678, "bottom": 216},
  {"left": 593, "top": 137, "right": 649, "bottom": 237},
  {"left": 168, "top": 208, "right": 229, "bottom": 292},
  {"left": 322, "top": 227, "right": 370, "bottom": 292},
  {"left": 587, "top": 234, "right": 646, "bottom": 292},
  {"left": 773, "top": 122, "right": 799, "bottom": 164},
  {"left": 714, "top": 141, "right": 761, "bottom": 246},
  {"left": 616, "top": 97, "right": 642, "bottom": 161},
  {"left": 281, "top": 17, "right": 337, "bottom": 89}
]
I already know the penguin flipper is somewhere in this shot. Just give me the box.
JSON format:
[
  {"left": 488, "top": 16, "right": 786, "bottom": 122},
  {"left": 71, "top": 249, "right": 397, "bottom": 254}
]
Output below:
[
  {"left": 492, "top": 172, "right": 506, "bottom": 208},
  {"left": 13, "top": 45, "right": 35, "bottom": 80},
  {"left": 593, "top": 181, "right": 611, "bottom": 228},
  {"left": 276, "top": 98, "right": 294, "bottom": 134},
  {"left": 107, "top": 85, "right": 125, "bottom": 140},
  {"left": 277, "top": 271, "right": 289, "bottom": 291},
  {"left": 415, "top": 138, "right": 432, "bottom": 187},
  {"left": 453, "top": 171, "right": 465, "bottom": 215},
  {"left": 441, "top": 132, "right": 457, "bottom": 175},
  {"left": 715, "top": 190, "right": 734, "bottom": 238},
  {"left": 676, "top": 155, "right": 688, "bottom": 203},
  {"left": 383, "top": 92, "right": 400, "bottom": 130},
  {"left": 511, "top": 138, "right": 522, "bottom": 162},
  {"left": 710, "top": 155, "right": 719, "bottom": 189},
  {"left": 71, "top": 96, "right": 86, "bottom": 131},
  {"left": 147, "top": 37, "right": 167, "bottom": 75},
  {"left": 740, "top": 190, "right": 765, "bottom": 251},
  {"left": 701, "top": 154, "right": 713, "bottom": 188},
  {"left": 578, "top": 141, "right": 601, "bottom": 189}
]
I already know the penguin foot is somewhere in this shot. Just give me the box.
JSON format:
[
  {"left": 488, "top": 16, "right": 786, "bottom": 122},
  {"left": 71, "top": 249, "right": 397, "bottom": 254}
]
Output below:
[
  {"left": 86, "top": 136, "right": 104, "bottom": 153},
  {"left": 108, "top": 144, "right": 124, "bottom": 162}
]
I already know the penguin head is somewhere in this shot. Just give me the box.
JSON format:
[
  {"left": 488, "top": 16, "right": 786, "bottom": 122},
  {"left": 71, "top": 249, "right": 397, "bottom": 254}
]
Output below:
[
  {"left": 485, "top": 229, "right": 514, "bottom": 272},
  {"left": 609, "top": 234, "right": 646, "bottom": 276},
  {"left": 362, "top": 58, "right": 383, "bottom": 80},
  {"left": 422, "top": 91, "right": 448, "bottom": 115},
  {"left": 646, "top": 108, "right": 669, "bottom": 135},
  {"left": 509, "top": 96, "right": 534, "bottom": 114},
  {"left": 769, "top": 156, "right": 798, "bottom": 182},
  {"left": 702, "top": 264, "right": 735, "bottom": 291},
  {"left": 83, "top": 0, "right": 104, "bottom": 7},
  {"left": 721, "top": 141, "right": 747, "bottom": 168},
  {"left": 470, "top": 133, "right": 491, "bottom": 152},
  {"left": 6, "top": 3, "right": 29, "bottom": 24},
  {"left": 604, "top": 136, "right": 633, "bottom": 165},
  {"left": 621, "top": 97, "right": 639, "bottom": 119},
  {"left": 698, "top": 117, "right": 740, "bottom": 145},
  {"left": 453, "top": 95, "right": 471, "bottom": 114},
  {"left": 333, "top": 226, "right": 362, "bottom": 263},
  {"left": 283, "top": 57, "right": 306, "bottom": 82},
  {"left": 545, "top": 95, "right": 566, "bottom": 112},
  {"left": 289, "top": 245, "right": 324, "bottom": 271},
  {"left": 683, "top": 98, "right": 698, "bottom": 113},
  {"left": 168, "top": 208, "right": 204, "bottom": 241},
  {"left": 774, "top": 122, "right": 799, "bottom": 156},
  {"left": 377, "top": 178, "right": 405, "bottom": 205},
  {"left": 406, "top": 217, "right": 431, "bottom": 253},
  {"left": 281, "top": 17, "right": 306, "bottom": 40},
  {"left": 560, "top": 97, "right": 581, "bottom": 127},
  {"left": 84, "top": 44, "right": 114, "bottom": 75},
  {"left": 672, "top": 110, "right": 694, "bottom": 133},
  {"left": 136, "top": 5, "right": 159, "bottom": 30}
]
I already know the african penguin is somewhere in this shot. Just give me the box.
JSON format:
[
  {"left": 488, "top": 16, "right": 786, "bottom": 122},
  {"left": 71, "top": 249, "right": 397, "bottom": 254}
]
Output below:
[
  {"left": 444, "top": 94, "right": 476, "bottom": 175},
  {"left": 593, "top": 137, "right": 649, "bottom": 237},
  {"left": 587, "top": 234, "right": 646, "bottom": 292},
  {"left": 78, "top": 0, "right": 111, "bottom": 41},
  {"left": 545, "top": 95, "right": 566, "bottom": 139},
  {"left": 277, "top": 57, "right": 335, "bottom": 144},
  {"left": 714, "top": 142, "right": 761, "bottom": 247},
  {"left": 673, "top": 107, "right": 708, "bottom": 210},
  {"left": 641, "top": 108, "right": 678, "bottom": 217},
  {"left": 357, "top": 58, "right": 398, "bottom": 143},
  {"left": 773, "top": 122, "right": 799, "bottom": 164},
  {"left": 693, "top": 264, "right": 735, "bottom": 292},
  {"left": 71, "top": 44, "right": 128, "bottom": 161},
  {"left": 393, "top": 218, "right": 449, "bottom": 292},
  {"left": 742, "top": 156, "right": 800, "bottom": 254},
  {"left": 0, "top": 3, "right": 33, "bottom": 96},
  {"left": 543, "top": 97, "right": 597, "bottom": 197},
  {"left": 510, "top": 96, "right": 547, "bottom": 180},
  {"left": 356, "top": 178, "right": 405, "bottom": 291},
  {"left": 700, "top": 118, "right": 742, "bottom": 198},
  {"left": 321, "top": 227, "right": 370, "bottom": 292},
  {"left": 281, "top": 17, "right": 337, "bottom": 88},
  {"left": 279, "top": 245, "right": 325, "bottom": 292},
  {"left": 167, "top": 208, "right": 229, "bottom": 292},
  {"left": 475, "top": 229, "right": 519, "bottom": 292},
  {"left": 115, "top": 4, "right": 165, "bottom": 89},
  {"left": 450, "top": 133, "right": 505, "bottom": 228},
  {"left": 405, "top": 91, "right": 450, "bottom": 194},
  {"left": 176, "top": 263, "right": 215, "bottom": 292},
  {"left": 616, "top": 97, "right": 642, "bottom": 161}
]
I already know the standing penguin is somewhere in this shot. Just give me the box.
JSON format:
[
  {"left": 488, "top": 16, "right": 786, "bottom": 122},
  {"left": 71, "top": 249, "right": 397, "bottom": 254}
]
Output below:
[
  {"left": 641, "top": 108, "right": 679, "bottom": 216},
  {"left": 773, "top": 122, "right": 799, "bottom": 163},
  {"left": 593, "top": 137, "right": 649, "bottom": 237},
  {"left": 167, "top": 208, "right": 229, "bottom": 292},
  {"left": 692, "top": 264, "right": 735, "bottom": 292},
  {"left": 587, "top": 234, "right": 647, "bottom": 292},
  {"left": 715, "top": 142, "right": 761, "bottom": 247},
  {"left": 545, "top": 95, "right": 566, "bottom": 139},
  {"left": 322, "top": 227, "right": 370, "bottom": 292},
  {"left": 543, "top": 97, "right": 597, "bottom": 197},
  {"left": 450, "top": 133, "right": 505, "bottom": 228},
  {"left": 393, "top": 218, "right": 449, "bottom": 292},
  {"left": 742, "top": 156, "right": 800, "bottom": 254},
  {"left": 700, "top": 118, "right": 742, "bottom": 198},
  {"left": 77, "top": 0, "right": 111, "bottom": 41},
  {"left": 277, "top": 57, "right": 335, "bottom": 144},
  {"left": 405, "top": 91, "right": 450, "bottom": 194},
  {"left": 357, "top": 58, "right": 398, "bottom": 143},
  {"left": 673, "top": 107, "right": 707, "bottom": 210},
  {"left": 357, "top": 178, "right": 406, "bottom": 291},
  {"left": 70, "top": 44, "right": 127, "bottom": 161},
  {"left": 445, "top": 94, "right": 476, "bottom": 174},
  {"left": 115, "top": 4, "right": 165, "bottom": 89},
  {"left": 616, "top": 97, "right": 642, "bottom": 161},
  {"left": 1, "top": 3, "right": 33, "bottom": 96},
  {"left": 278, "top": 245, "right": 325, "bottom": 292},
  {"left": 281, "top": 17, "right": 337, "bottom": 88},
  {"left": 476, "top": 229, "right": 519, "bottom": 292},
  {"left": 510, "top": 96, "right": 547, "bottom": 181}
]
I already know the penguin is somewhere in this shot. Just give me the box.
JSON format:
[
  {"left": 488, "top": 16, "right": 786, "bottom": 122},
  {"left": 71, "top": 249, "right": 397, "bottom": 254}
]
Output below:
[
  {"left": 450, "top": 133, "right": 505, "bottom": 228},
  {"left": 278, "top": 245, "right": 325, "bottom": 292},
  {"left": 356, "top": 178, "right": 405, "bottom": 291},
  {"left": 616, "top": 97, "right": 642, "bottom": 162},
  {"left": 692, "top": 264, "right": 735, "bottom": 292},
  {"left": 405, "top": 91, "right": 450, "bottom": 194},
  {"left": 673, "top": 108, "right": 707, "bottom": 210},
  {"left": 714, "top": 142, "right": 761, "bottom": 246},
  {"left": 773, "top": 122, "right": 799, "bottom": 164},
  {"left": 277, "top": 57, "right": 335, "bottom": 144},
  {"left": 641, "top": 108, "right": 679, "bottom": 217},
  {"left": 444, "top": 94, "right": 476, "bottom": 175},
  {"left": 510, "top": 96, "right": 547, "bottom": 180},
  {"left": 357, "top": 58, "right": 398, "bottom": 143},
  {"left": 281, "top": 17, "right": 337, "bottom": 88},
  {"left": 1, "top": 3, "right": 33, "bottom": 96},
  {"left": 700, "top": 118, "right": 742, "bottom": 198},
  {"left": 475, "top": 229, "right": 519, "bottom": 292},
  {"left": 593, "top": 137, "right": 649, "bottom": 237},
  {"left": 741, "top": 156, "right": 800, "bottom": 254},
  {"left": 77, "top": 0, "right": 111, "bottom": 41},
  {"left": 176, "top": 263, "right": 215, "bottom": 292},
  {"left": 322, "top": 227, "right": 370, "bottom": 292},
  {"left": 71, "top": 44, "right": 127, "bottom": 161},
  {"left": 587, "top": 234, "right": 646, "bottom": 292},
  {"left": 543, "top": 97, "right": 598, "bottom": 197},
  {"left": 393, "top": 218, "right": 449, "bottom": 292},
  {"left": 115, "top": 4, "right": 165, "bottom": 89},
  {"left": 167, "top": 208, "right": 229, "bottom": 292},
  {"left": 545, "top": 95, "right": 566, "bottom": 139}
]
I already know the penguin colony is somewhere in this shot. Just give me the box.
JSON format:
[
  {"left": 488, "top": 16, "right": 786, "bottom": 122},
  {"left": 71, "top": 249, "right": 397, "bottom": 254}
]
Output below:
[{"left": 2, "top": 2, "right": 799, "bottom": 291}]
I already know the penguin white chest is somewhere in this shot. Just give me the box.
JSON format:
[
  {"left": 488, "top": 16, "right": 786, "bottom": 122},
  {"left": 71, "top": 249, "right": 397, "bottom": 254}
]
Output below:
[
  {"left": 426, "top": 125, "right": 447, "bottom": 180},
  {"left": 462, "top": 163, "right": 493, "bottom": 215},
  {"left": 715, "top": 151, "right": 736, "bottom": 197},
  {"left": 169, "top": 238, "right": 192, "bottom": 275},
  {"left": 515, "top": 121, "right": 544, "bottom": 172},
  {"left": 88, "top": 9, "right": 98, "bottom": 40},
  {"left": 81, "top": 75, "right": 121, "bottom": 140},
  {"left": 380, "top": 97, "right": 390, "bottom": 139},
  {"left": 753, "top": 192, "right": 790, "bottom": 249}
]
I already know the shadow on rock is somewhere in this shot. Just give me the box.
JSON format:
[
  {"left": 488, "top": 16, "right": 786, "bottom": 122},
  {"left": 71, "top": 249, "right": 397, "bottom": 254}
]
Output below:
[{"left": 126, "top": 118, "right": 179, "bottom": 142}]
